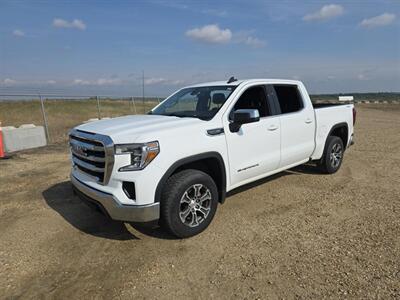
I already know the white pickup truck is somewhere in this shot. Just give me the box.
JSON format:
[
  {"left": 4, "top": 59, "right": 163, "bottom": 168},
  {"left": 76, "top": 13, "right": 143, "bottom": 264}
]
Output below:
[{"left": 70, "top": 78, "right": 355, "bottom": 238}]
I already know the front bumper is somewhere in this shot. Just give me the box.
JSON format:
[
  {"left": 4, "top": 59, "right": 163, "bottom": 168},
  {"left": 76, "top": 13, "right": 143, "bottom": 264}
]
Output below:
[{"left": 71, "top": 174, "right": 160, "bottom": 222}]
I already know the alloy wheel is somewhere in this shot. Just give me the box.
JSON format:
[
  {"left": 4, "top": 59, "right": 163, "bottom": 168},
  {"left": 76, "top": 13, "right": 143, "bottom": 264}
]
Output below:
[
  {"left": 179, "top": 184, "right": 212, "bottom": 227},
  {"left": 330, "top": 143, "right": 343, "bottom": 169}
]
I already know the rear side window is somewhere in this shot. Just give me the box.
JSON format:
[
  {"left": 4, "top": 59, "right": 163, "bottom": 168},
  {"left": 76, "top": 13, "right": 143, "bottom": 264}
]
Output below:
[{"left": 273, "top": 85, "right": 303, "bottom": 114}]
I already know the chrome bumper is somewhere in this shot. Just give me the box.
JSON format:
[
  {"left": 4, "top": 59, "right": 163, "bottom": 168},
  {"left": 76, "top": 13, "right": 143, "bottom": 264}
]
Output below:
[{"left": 70, "top": 174, "right": 160, "bottom": 222}]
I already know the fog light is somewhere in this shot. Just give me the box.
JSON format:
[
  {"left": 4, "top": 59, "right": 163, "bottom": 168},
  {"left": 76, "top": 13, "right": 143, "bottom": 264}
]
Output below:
[{"left": 122, "top": 181, "right": 136, "bottom": 200}]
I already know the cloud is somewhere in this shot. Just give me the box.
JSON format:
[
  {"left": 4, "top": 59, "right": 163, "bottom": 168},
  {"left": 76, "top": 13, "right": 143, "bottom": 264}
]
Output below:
[
  {"left": 144, "top": 77, "right": 184, "bottom": 85},
  {"left": 360, "top": 13, "right": 396, "bottom": 28},
  {"left": 303, "top": 4, "right": 344, "bottom": 21},
  {"left": 357, "top": 73, "right": 369, "bottom": 80},
  {"left": 234, "top": 31, "right": 266, "bottom": 48},
  {"left": 186, "top": 25, "right": 265, "bottom": 48},
  {"left": 95, "top": 78, "right": 121, "bottom": 85},
  {"left": 46, "top": 80, "right": 56, "bottom": 84},
  {"left": 244, "top": 36, "right": 266, "bottom": 48},
  {"left": 12, "top": 29, "right": 25, "bottom": 37},
  {"left": 232, "top": 30, "right": 266, "bottom": 48},
  {"left": 186, "top": 24, "right": 232, "bottom": 44},
  {"left": 2, "top": 78, "right": 17, "bottom": 85},
  {"left": 73, "top": 78, "right": 121, "bottom": 86},
  {"left": 144, "top": 78, "right": 167, "bottom": 85},
  {"left": 73, "top": 79, "right": 91, "bottom": 85},
  {"left": 53, "top": 18, "right": 86, "bottom": 30}
]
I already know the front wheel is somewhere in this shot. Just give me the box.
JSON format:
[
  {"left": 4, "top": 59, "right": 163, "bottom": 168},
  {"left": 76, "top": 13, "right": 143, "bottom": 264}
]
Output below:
[
  {"left": 319, "top": 136, "right": 344, "bottom": 174},
  {"left": 160, "top": 169, "right": 219, "bottom": 238}
]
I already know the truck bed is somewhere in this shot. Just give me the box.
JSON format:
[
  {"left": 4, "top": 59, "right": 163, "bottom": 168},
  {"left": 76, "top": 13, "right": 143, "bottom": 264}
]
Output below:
[
  {"left": 311, "top": 103, "right": 354, "bottom": 160},
  {"left": 312, "top": 102, "right": 350, "bottom": 109}
]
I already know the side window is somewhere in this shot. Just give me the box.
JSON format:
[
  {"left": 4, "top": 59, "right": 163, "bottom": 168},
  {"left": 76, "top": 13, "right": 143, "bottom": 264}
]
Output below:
[
  {"left": 232, "top": 86, "right": 271, "bottom": 118},
  {"left": 273, "top": 85, "right": 303, "bottom": 114}
]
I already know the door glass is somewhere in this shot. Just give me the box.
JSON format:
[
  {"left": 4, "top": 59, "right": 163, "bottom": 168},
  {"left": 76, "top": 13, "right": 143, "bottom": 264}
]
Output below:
[
  {"left": 231, "top": 86, "right": 271, "bottom": 119},
  {"left": 273, "top": 85, "right": 303, "bottom": 114}
]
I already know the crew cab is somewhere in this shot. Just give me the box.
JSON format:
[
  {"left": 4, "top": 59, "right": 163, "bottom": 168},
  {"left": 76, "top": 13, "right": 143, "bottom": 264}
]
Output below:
[{"left": 69, "top": 78, "right": 355, "bottom": 238}]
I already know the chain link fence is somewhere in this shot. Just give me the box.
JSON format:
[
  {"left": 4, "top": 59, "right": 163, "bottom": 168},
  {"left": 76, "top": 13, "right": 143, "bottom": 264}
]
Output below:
[
  {"left": 1, "top": 93, "right": 399, "bottom": 145},
  {"left": 0, "top": 95, "right": 163, "bottom": 144}
]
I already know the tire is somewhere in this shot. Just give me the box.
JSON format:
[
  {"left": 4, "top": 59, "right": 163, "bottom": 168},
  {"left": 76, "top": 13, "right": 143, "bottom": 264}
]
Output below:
[
  {"left": 319, "top": 135, "right": 344, "bottom": 174},
  {"left": 160, "top": 169, "right": 219, "bottom": 238}
]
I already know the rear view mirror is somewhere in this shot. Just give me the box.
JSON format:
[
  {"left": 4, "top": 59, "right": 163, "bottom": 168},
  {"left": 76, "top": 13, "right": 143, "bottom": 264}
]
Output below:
[{"left": 229, "top": 109, "right": 260, "bottom": 132}]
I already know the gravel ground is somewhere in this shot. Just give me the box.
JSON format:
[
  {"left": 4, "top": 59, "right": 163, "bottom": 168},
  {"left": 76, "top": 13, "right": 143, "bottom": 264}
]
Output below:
[{"left": 0, "top": 104, "right": 399, "bottom": 299}]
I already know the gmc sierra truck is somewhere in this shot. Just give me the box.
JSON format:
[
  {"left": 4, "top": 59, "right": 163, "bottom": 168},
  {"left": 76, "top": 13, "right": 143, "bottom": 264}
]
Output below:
[{"left": 69, "top": 78, "right": 355, "bottom": 238}]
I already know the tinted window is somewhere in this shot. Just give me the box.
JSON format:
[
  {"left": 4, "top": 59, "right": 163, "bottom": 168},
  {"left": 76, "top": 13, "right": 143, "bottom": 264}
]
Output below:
[
  {"left": 273, "top": 85, "right": 303, "bottom": 114},
  {"left": 232, "top": 86, "right": 271, "bottom": 118}
]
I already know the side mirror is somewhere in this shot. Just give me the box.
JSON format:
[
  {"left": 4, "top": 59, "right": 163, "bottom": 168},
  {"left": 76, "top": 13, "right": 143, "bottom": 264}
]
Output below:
[{"left": 229, "top": 109, "right": 260, "bottom": 132}]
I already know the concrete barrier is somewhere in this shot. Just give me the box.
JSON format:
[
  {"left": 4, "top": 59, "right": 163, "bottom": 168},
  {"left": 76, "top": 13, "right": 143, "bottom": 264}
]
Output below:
[{"left": 1, "top": 124, "right": 47, "bottom": 153}]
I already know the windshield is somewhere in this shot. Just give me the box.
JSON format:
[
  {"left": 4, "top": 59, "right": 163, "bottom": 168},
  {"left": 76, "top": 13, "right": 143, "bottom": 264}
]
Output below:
[{"left": 151, "top": 86, "right": 236, "bottom": 120}]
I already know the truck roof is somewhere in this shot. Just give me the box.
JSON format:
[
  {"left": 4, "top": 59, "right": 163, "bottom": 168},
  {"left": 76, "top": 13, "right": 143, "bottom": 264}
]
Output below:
[{"left": 187, "top": 78, "right": 302, "bottom": 88}]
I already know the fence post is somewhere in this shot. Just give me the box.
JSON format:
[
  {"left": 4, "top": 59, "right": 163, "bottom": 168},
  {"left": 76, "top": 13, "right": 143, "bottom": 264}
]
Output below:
[
  {"left": 96, "top": 96, "right": 101, "bottom": 119},
  {"left": 157, "top": 97, "right": 160, "bottom": 104},
  {"left": 39, "top": 95, "right": 50, "bottom": 143},
  {"left": 131, "top": 97, "right": 137, "bottom": 114}
]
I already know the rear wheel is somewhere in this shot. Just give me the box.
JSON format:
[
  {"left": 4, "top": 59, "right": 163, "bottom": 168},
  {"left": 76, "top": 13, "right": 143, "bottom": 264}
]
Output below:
[
  {"left": 319, "top": 136, "right": 344, "bottom": 174},
  {"left": 160, "top": 169, "right": 218, "bottom": 238}
]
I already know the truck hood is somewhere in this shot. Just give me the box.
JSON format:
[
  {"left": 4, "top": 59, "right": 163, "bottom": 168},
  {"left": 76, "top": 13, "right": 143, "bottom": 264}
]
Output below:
[{"left": 76, "top": 114, "right": 204, "bottom": 143}]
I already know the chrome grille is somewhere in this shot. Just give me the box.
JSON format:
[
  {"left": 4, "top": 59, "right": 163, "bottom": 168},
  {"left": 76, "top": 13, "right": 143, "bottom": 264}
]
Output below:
[{"left": 69, "top": 129, "right": 114, "bottom": 184}]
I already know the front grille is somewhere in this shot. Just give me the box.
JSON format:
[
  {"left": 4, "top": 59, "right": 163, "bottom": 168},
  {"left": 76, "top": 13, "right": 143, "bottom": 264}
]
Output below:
[{"left": 69, "top": 129, "right": 114, "bottom": 184}]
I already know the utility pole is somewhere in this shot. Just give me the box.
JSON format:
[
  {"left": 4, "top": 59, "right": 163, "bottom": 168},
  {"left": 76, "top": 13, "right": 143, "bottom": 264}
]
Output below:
[
  {"left": 96, "top": 96, "right": 101, "bottom": 119},
  {"left": 142, "top": 70, "right": 145, "bottom": 114},
  {"left": 39, "top": 94, "right": 50, "bottom": 143}
]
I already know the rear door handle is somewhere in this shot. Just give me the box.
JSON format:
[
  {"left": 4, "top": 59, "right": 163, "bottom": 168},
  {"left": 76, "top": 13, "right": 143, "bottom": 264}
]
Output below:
[
  {"left": 305, "top": 118, "right": 313, "bottom": 124},
  {"left": 268, "top": 125, "right": 279, "bottom": 131}
]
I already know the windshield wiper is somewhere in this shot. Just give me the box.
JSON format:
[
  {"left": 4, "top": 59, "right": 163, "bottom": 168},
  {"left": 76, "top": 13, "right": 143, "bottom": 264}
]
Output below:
[{"left": 165, "top": 113, "right": 201, "bottom": 119}]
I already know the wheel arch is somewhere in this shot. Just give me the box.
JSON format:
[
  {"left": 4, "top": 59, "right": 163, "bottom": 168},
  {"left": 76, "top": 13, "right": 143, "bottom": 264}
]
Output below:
[
  {"left": 155, "top": 152, "right": 227, "bottom": 204},
  {"left": 325, "top": 122, "right": 349, "bottom": 152}
]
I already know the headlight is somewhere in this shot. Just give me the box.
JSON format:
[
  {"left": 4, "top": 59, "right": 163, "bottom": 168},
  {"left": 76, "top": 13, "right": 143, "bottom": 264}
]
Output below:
[{"left": 115, "top": 141, "right": 160, "bottom": 171}]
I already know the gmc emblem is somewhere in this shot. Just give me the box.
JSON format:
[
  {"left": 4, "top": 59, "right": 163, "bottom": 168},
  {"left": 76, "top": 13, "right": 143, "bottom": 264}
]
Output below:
[{"left": 72, "top": 144, "right": 87, "bottom": 157}]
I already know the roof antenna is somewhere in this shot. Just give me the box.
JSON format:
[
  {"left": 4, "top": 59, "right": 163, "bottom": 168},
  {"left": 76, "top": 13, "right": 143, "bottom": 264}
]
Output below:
[{"left": 227, "top": 76, "right": 237, "bottom": 84}]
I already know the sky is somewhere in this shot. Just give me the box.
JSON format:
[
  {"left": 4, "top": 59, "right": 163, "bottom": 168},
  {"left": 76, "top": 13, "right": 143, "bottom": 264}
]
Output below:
[{"left": 0, "top": 0, "right": 399, "bottom": 96}]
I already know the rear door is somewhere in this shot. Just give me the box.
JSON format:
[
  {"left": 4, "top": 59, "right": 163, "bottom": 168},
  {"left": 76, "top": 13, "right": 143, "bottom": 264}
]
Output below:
[
  {"left": 223, "top": 85, "right": 281, "bottom": 187},
  {"left": 270, "top": 84, "right": 315, "bottom": 168}
]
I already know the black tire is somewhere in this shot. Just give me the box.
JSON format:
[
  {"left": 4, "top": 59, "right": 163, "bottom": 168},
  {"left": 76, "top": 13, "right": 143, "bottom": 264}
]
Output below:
[
  {"left": 319, "top": 135, "right": 344, "bottom": 174},
  {"left": 160, "top": 169, "right": 219, "bottom": 238}
]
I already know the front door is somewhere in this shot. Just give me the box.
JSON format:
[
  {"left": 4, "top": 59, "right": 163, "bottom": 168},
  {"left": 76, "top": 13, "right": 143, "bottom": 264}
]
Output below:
[{"left": 223, "top": 85, "right": 281, "bottom": 187}]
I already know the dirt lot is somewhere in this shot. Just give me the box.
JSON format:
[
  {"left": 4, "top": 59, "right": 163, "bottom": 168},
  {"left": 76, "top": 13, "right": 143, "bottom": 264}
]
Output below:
[{"left": 0, "top": 104, "right": 399, "bottom": 299}]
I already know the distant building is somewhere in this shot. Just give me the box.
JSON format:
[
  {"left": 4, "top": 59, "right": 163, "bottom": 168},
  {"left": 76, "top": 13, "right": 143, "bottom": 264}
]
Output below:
[{"left": 338, "top": 96, "right": 354, "bottom": 102}]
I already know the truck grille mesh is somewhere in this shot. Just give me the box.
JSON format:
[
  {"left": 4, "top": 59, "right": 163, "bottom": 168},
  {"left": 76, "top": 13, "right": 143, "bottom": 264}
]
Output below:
[{"left": 69, "top": 130, "right": 114, "bottom": 184}]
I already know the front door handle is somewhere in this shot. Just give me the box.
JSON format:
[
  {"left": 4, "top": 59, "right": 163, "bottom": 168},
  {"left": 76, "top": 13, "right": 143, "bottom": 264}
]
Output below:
[
  {"left": 305, "top": 118, "right": 313, "bottom": 124},
  {"left": 268, "top": 125, "right": 279, "bottom": 131}
]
